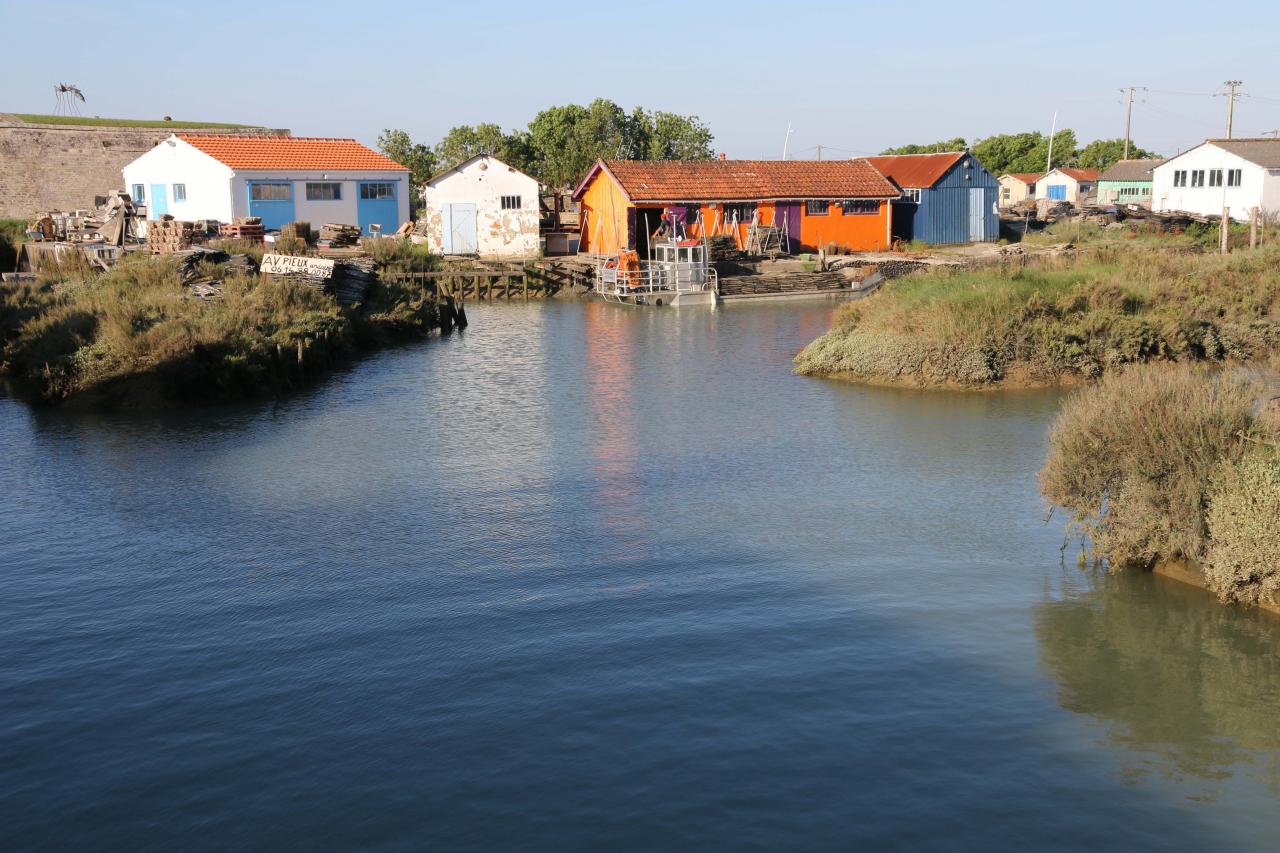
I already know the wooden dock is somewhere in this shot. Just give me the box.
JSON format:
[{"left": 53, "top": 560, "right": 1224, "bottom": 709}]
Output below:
[{"left": 382, "top": 259, "right": 596, "bottom": 301}]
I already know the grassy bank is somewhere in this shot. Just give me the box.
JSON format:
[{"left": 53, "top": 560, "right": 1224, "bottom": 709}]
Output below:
[
  {"left": 10, "top": 114, "right": 254, "bottom": 129},
  {"left": 794, "top": 245, "right": 1280, "bottom": 387},
  {"left": 1041, "top": 364, "right": 1280, "bottom": 607},
  {"left": 0, "top": 244, "right": 441, "bottom": 407}
]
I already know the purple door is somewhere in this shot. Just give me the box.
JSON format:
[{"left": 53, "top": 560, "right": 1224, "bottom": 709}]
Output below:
[{"left": 774, "top": 202, "right": 802, "bottom": 251}]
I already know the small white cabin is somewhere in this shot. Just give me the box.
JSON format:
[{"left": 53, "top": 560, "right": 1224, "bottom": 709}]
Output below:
[
  {"left": 1035, "top": 168, "right": 1101, "bottom": 205},
  {"left": 1152, "top": 138, "right": 1280, "bottom": 222},
  {"left": 420, "top": 155, "right": 541, "bottom": 258}
]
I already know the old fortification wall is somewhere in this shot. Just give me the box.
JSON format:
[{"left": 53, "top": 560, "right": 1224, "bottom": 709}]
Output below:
[{"left": 0, "top": 115, "right": 288, "bottom": 219}]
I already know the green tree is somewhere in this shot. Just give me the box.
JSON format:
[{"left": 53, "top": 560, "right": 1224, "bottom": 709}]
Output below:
[
  {"left": 376, "top": 128, "right": 436, "bottom": 189},
  {"left": 972, "top": 129, "right": 1077, "bottom": 175},
  {"left": 1075, "top": 138, "right": 1160, "bottom": 172},
  {"left": 879, "top": 137, "right": 968, "bottom": 155},
  {"left": 433, "top": 123, "right": 531, "bottom": 172},
  {"left": 642, "top": 110, "right": 715, "bottom": 161},
  {"left": 527, "top": 104, "right": 593, "bottom": 187}
]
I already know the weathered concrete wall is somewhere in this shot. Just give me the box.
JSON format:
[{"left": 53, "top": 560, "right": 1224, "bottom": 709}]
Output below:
[
  {"left": 422, "top": 155, "right": 540, "bottom": 258},
  {"left": 0, "top": 115, "right": 288, "bottom": 219}
]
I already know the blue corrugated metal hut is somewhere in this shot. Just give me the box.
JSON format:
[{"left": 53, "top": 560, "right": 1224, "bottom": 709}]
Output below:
[{"left": 865, "top": 152, "right": 999, "bottom": 244}]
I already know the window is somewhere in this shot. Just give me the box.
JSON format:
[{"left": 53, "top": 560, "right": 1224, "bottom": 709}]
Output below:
[
  {"left": 841, "top": 200, "right": 879, "bottom": 215},
  {"left": 360, "top": 182, "right": 396, "bottom": 200},
  {"left": 172, "top": 183, "right": 186, "bottom": 202},
  {"left": 1173, "top": 170, "right": 1187, "bottom": 188},
  {"left": 1209, "top": 169, "right": 1223, "bottom": 187},
  {"left": 1191, "top": 170, "right": 1205, "bottom": 188},
  {"left": 250, "top": 183, "right": 291, "bottom": 201},
  {"left": 722, "top": 202, "right": 757, "bottom": 222},
  {"left": 500, "top": 195, "right": 522, "bottom": 210},
  {"left": 1228, "top": 168, "right": 1243, "bottom": 187},
  {"left": 131, "top": 183, "right": 145, "bottom": 202},
  {"left": 306, "top": 182, "right": 342, "bottom": 201},
  {"left": 1002, "top": 187, "right": 1011, "bottom": 200},
  {"left": 805, "top": 200, "right": 829, "bottom": 216},
  {"left": 899, "top": 188, "right": 922, "bottom": 204}
]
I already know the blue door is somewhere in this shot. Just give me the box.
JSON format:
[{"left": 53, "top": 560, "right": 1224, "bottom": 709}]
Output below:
[
  {"left": 358, "top": 181, "right": 399, "bottom": 235},
  {"left": 150, "top": 183, "right": 168, "bottom": 217},
  {"left": 247, "top": 181, "right": 296, "bottom": 231},
  {"left": 1047, "top": 184, "right": 1066, "bottom": 201}
]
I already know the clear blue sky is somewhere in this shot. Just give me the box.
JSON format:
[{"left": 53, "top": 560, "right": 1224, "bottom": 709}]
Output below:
[{"left": 5, "top": 0, "right": 1280, "bottom": 159}]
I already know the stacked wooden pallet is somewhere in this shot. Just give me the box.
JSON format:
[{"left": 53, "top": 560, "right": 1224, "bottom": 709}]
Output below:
[
  {"left": 319, "top": 223, "right": 361, "bottom": 247},
  {"left": 281, "top": 221, "right": 313, "bottom": 243},
  {"left": 220, "top": 217, "right": 265, "bottom": 242},
  {"left": 147, "top": 218, "right": 202, "bottom": 254}
]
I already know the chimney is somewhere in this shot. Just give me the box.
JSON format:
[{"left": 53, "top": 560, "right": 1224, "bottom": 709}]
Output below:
[{"left": 719, "top": 152, "right": 726, "bottom": 160}]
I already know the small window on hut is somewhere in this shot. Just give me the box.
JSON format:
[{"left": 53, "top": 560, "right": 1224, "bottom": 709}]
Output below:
[
  {"left": 306, "top": 182, "right": 342, "bottom": 201},
  {"left": 1228, "top": 169, "right": 1243, "bottom": 187},
  {"left": 805, "top": 200, "right": 829, "bottom": 216},
  {"left": 900, "top": 188, "right": 922, "bottom": 204},
  {"left": 723, "top": 202, "right": 757, "bottom": 222},
  {"left": 172, "top": 184, "right": 186, "bottom": 202},
  {"left": 360, "top": 183, "right": 396, "bottom": 200},
  {"left": 501, "top": 195, "right": 522, "bottom": 210},
  {"left": 132, "top": 184, "right": 145, "bottom": 202},
  {"left": 841, "top": 200, "right": 879, "bottom": 215}
]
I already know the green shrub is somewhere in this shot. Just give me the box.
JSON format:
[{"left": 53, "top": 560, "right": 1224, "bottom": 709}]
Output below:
[{"left": 1204, "top": 445, "right": 1280, "bottom": 604}]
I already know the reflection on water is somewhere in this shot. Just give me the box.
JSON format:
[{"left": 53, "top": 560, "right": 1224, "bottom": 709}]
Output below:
[{"left": 1036, "top": 569, "right": 1280, "bottom": 793}]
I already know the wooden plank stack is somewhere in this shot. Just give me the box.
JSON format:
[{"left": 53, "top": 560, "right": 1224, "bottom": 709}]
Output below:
[
  {"left": 220, "top": 217, "right": 265, "bottom": 243},
  {"left": 281, "top": 221, "right": 313, "bottom": 243},
  {"left": 319, "top": 223, "right": 361, "bottom": 247},
  {"left": 717, "top": 270, "right": 852, "bottom": 297},
  {"left": 147, "top": 217, "right": 202, "bottom": 254}
]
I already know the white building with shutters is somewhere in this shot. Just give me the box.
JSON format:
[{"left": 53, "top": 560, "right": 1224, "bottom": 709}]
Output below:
[
  {"left": 420, "top": 155, "right": 541, "bottom": 258},
  {"left": 1152, "top": 138, "right": 1280, "bottom": 222}
]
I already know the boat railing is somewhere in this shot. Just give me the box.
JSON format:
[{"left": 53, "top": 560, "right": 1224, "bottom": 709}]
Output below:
[{"left": 595, "top": 260, "right": 717, "bottom": 297}]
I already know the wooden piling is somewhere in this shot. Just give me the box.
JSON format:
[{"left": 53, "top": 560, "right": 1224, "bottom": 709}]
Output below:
[{"left": 1251, "top": 207, "right": 1259, "bottom": 249}]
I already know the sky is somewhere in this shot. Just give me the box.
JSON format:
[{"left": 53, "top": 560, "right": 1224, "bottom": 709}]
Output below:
[{"left": 5, "top": 0, "right": 1280, "bottom": 160}]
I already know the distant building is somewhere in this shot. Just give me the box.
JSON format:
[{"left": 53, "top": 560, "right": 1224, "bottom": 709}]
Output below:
[
  {"left": 121, "top": 134, "right": 410, "bottom": 233},
  {"left": 1152, "top": 139, "right": 1280, "bottom": 221},
  {"left": 863, "top": 152, "right": 999, "bottom": 244},
  {"left": 1096, "top": 159, "right": 1163, "bottom": 207},
  {"left": 998, "top": 173, "right": 1041, "bottom": 208},
  {"left": 1036, "top": 167, "right": 1101, "bottom": 205},
  {"left": 572, "top": 159, "right": 899, "bottom": 256},
  {"left": 420, "top": 155, "right": 541, "bottom": 257}
]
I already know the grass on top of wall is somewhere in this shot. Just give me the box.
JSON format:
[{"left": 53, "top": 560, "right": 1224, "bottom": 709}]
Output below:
[
  {"left": 794, "top": 244, "right": 1280, "bottom": 387},
  {"left": 11, "top": 114, "right": 255, "bottom": 129}
]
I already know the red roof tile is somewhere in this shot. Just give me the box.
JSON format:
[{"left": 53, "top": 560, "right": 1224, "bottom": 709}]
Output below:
[
  {"left": 176, "top": 134, "right": 408, "bottom": 171},
  {"left": 1003, "top": 172, "right": 1042, "bottom": 185},
  {"left": 575, "top": 159, "right": 899, "bottom": 202},
  {"left": 862, "top": 152, "right": 967, "bottom": 188}
]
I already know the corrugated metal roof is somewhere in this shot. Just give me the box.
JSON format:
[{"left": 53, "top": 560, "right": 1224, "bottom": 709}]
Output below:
[
  {"left": 1055, "top": 168, "right": 1102, "bottom": 182},
  {"left": 575, "top": 159, "right": 899, "bottom": 202},
  {"left": 862, "top": 152, "right": 966, "bottom": 189},
  {"left": 1097, "top": 159, "right": 1164, "bottom": 182},
  {"left": 176, "top": 134, "right": 408, "bottom": 171},
  {"left": 1207, "top": 138, "right": 1280, "bottom": 168}
]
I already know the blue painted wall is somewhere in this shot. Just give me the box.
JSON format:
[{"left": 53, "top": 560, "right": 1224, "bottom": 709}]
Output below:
[{"left": 897, "top": 155, "right": 1000, "bottom": 244}]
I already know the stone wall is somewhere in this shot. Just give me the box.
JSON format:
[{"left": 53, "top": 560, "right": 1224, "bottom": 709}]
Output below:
[{"left": 0, "top": 115, "right": 288, "bottom": 219}]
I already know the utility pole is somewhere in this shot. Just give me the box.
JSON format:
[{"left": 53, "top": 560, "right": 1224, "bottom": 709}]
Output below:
[
  {"left": 782, "top": 123, "right": 794, "bottom": 160},
  {"left": 1119, "top": 86, "right": 1145, "bottom": 160},
  {"left": 816, "top": 144, "right": 823, "bottom": 161},
  {"left": 1224, "top": 80, "right": 1243, "bottom": 138}
]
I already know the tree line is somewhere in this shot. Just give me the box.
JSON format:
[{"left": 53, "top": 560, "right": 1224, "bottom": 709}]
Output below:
[
  {"left": 377, "top": 98, "right": 715, "bottom": 191},
  {"left": 880, "top": 131, "right": 1159, "bottom": 175}
]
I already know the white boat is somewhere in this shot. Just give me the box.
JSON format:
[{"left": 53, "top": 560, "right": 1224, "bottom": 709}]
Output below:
[{"left": 593, "top": 240, "right": 717, "bottom": 307}]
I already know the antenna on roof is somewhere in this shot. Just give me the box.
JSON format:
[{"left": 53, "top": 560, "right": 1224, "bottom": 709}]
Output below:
[
  {"left": 53, "top": 83, "right": 85, "bottom": 116},
  {"left": 782, "top": 123, "right": 794, "bottom": 161}
]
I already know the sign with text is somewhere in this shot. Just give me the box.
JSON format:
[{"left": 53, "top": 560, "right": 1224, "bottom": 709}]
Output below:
[{"left": 260, "top": 254, "right": 335, "bottom": 279}]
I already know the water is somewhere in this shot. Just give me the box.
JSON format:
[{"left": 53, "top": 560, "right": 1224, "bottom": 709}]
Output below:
[{"left": 3, "top": 300, "right": 1280, "bottom": 851}]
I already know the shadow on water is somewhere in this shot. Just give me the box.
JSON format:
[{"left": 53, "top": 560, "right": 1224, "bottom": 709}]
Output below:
[{"left": 1036, "top": 569, "right": 1280, "bottom": 794}]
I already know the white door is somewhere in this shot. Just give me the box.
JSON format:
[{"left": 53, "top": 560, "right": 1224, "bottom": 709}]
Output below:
[{"left": 969, "top": 188, "right": 985, "bottom": 241}]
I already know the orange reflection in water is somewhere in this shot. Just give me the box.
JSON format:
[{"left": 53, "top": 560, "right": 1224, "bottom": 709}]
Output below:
[{"left": 582, "top": 302, "right": 644, "bottom": 537}]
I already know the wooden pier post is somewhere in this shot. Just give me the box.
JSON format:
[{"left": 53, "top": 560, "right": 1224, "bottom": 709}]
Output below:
[{"left": 1251, "top": 207, "right": 1259, "bottom": 249}]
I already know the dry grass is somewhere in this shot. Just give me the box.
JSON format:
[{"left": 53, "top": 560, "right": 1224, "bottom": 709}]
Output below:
[
  {"left": 1041, "top": 364, "right": 1280, "bottom": 603},
  {"left": 795, "top": 245, "right": 1280, "bottom": 386}
]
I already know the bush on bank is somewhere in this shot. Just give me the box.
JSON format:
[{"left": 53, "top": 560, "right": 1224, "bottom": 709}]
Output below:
[
  {"left": 794, "top": 246, "right": 1280, "bottom": 386},
  {"left": 0, "top": 247, "right": 440, "bottom": 406},
  {"left": 1040, "top": 364, "right": 1280, "bottom": 605}
]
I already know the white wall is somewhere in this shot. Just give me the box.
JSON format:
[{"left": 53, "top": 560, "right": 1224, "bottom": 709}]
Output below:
[
  {"left": 228, "top": 171, "right": 411, "bottom": 228},
  {"left": 998, "top": 176, "right": 1033, "bottom": 207},
  {"left": 1152, "top": 144, "right": 1274, "bottom": 221},
  {"left": 422, "top": 156, "right": 541, "bottom": 257},
  {"left": 121, "top": 135, "right": 235, "bottom": 221}
]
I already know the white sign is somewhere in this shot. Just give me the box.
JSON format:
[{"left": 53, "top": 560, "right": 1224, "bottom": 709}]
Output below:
[{"left": 260, "top": 254, "right": 335, "bottom": 279}]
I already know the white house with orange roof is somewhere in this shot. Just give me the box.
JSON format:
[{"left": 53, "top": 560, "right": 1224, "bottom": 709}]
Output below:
[{"left": 122, "top": 134, "right": 410, "bottom": 234}]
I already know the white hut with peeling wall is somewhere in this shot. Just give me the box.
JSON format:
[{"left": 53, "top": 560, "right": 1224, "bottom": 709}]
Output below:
[{"left": 421, "top": 155, "right": 540, "bottom": 258}]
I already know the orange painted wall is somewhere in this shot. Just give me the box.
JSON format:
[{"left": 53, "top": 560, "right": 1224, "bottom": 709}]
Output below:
[
  {"left": 686, "top": 200, "right": 890, "bottom": 252},
  {"left": 578, "top": 171, "right": 632, "bottom": 255}
]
